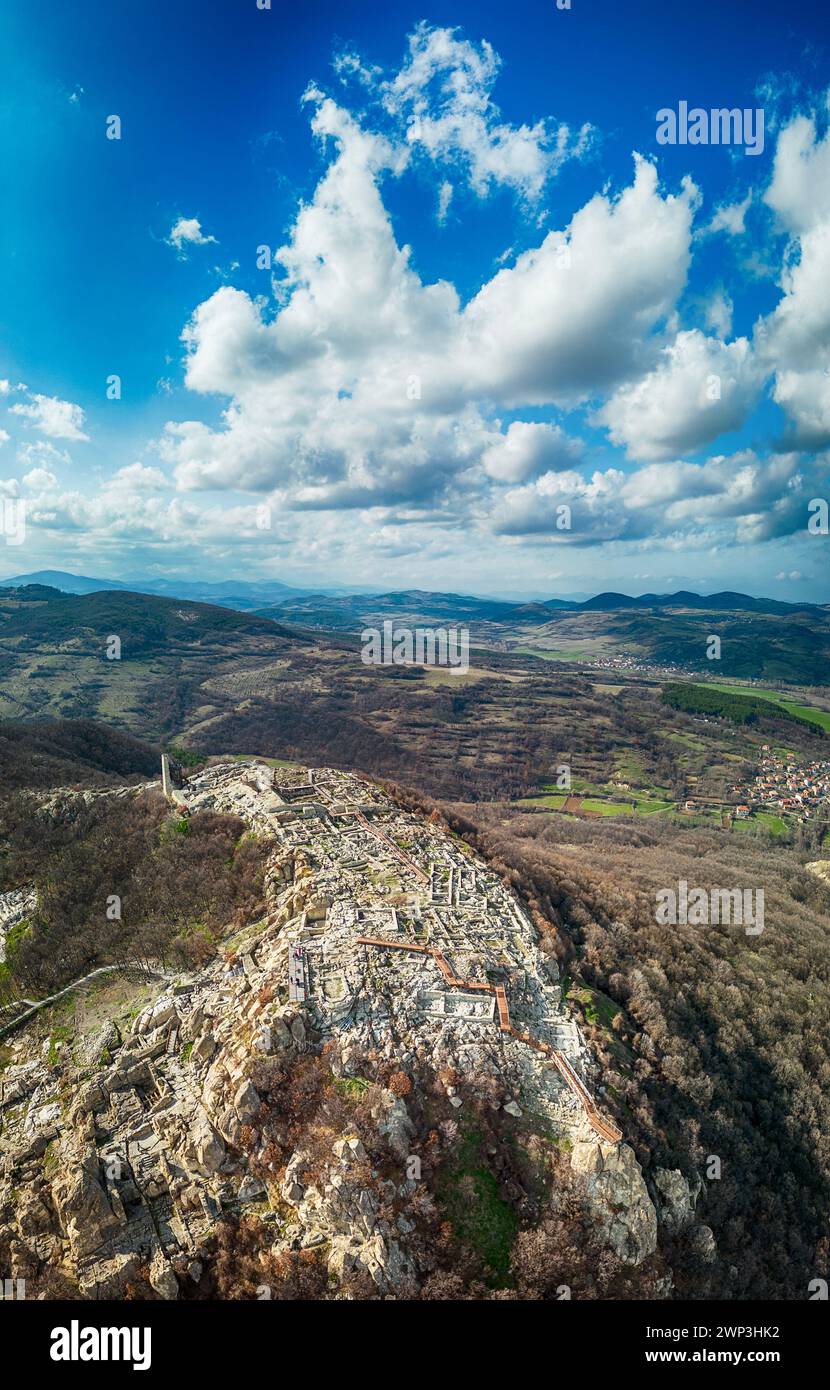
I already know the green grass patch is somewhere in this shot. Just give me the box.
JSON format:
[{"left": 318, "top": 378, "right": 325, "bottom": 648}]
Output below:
[
  {"left": 48, "top": 1024, "right": 74, "bottom": 1066},
  {"left": 632, "top": 798, "right": 674, "bottom": 814},
  {"left": 770, "top": 702, "right": 830, "bottom": 732},
  {"left": 165, "top": 743, "right": 206, "bottom": 768},
  {"left": 228, "top": 754, "right": 301, "bottom": 768},
  {"left": 3, "top": 917, "right": 32, "bottom": 980},
  {"left": 581, "top": 798, "right": 631, "bottom": 816},
  {"left": 335, "top": 1075, "right": 371, "bottom": 1100},
  {"left": 670, "top": 681, "right": 830, "bottom": 733},
  {"left": 43, "top": 1140, "right": 60, "bottom": 1177},
  {"left": 613, "top": 752, "right": 646, "bottom": 781},
  {"left": 733, "top": 812, "right": 789, "bottom": 837},
  {"left": 222, "top": 917, "right": 268, "bottom": 952},
  {"left": 568, "top": 984, "right": 621, "bottom": 1031},
  {"left": 439, "top": 1124, "right": 518, "bottom": 1287},
  {"left": 512, "top": 645, "right": 591, "bottom": 662},
  {"left": 515, "top": 793, "right": 567, "bottom": 809},
  {"left": 568, "top": 776, "right": 604, "bottom": 794},
  {"left": 158, "top": 815, "right": 190, "bottom": 843},
  {"left": 703, "top": 683, "right": 830, "bottom": 731}
]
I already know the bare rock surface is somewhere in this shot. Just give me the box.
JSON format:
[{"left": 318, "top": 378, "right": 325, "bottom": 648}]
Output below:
[
  {"left": 652, "top": 1166, "right": 703, "bottom": 1233},
  {"left": 575, "top": 1140, "right": 658, "bottom": 1265},
  {"left": 0, "top": 759, "right": 651, "bottom": 1297}
]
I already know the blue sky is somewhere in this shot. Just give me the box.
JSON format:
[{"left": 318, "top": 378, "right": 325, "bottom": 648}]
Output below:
[{"left": 1, "top": 0, "right": 829, "bottom": 598}]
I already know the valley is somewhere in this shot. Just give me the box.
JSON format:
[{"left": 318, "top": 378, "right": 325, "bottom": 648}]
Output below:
[
  {"left": 1, "top": 580, "right": 829, "bottom": 1302},
  {"left": 3, "top": 581, "right": 829, "bottom": 846}
]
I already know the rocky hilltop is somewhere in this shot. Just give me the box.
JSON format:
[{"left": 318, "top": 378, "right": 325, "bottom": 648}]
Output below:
[{"left": 0, "top": 760, "right": 707, "bottom": 1298}]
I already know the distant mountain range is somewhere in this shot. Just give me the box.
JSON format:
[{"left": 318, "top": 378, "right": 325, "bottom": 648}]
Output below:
[
  {"left": 1, "top": 579, "right": 828, "bottom": 719},
  {"left": 563, "top": 589, "right": 824, "bottom": 615},
  {"left": 0, "top": 570, "right": 369, "bottom": 610},
  {"left": 3, "top": 571, "right": 821, "bottom": 619},
  {"left": 0, "top": 584, "right": 304, "bottom": 649},
  {"left": 255, "top": 586, "right": 825, "bottom": 627}
]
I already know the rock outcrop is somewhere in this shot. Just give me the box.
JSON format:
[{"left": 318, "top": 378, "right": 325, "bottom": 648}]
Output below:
[
  {"left": 0, "top": 759, "right": 659, "bottom": 1298},
  {"left": 573, "top": 1139, "right": 658, "bottom": 1265},
  {"left": 652, "top": 1167, "right": 703, "bottom": 1233},
  {"left": 652, "top": 1166, "right": 716, "bottom": 1265}
]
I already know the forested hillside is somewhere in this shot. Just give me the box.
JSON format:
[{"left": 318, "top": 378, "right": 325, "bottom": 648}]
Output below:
[
  {"left": 420, "top": 794, "right": 830, "bottom": 1299},
  {"left": 662, "top": 682, "right": 823, "bottom": 731},
  {"left": 0, "top": 789, "right": 272, "bottom": 1001},
  {"left": 0, "top": 719, "right": 159, "bottom": 790}
]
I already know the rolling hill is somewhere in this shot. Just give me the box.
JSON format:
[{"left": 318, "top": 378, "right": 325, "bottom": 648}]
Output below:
[
  {"left": 2, "top": 584, "right": 827, "bottom": 808},
  {"left": 257, "top": 587, "right": 830, "bottom": 683},
  {"left": 0, "top": 585, "right": 316, "bottom": 734},
  {"left": 0, "top": 718, "right": 160, "bottom": 789},
  {"left": 0, "top": 571, "right": 327, "bottom": 609}
]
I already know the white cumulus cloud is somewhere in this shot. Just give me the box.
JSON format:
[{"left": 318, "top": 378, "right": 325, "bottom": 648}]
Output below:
[
  {"left": 10, "top": 393, "right": 89, "bottom": 441},
  {"left": 757, "top": 101, "right": 830, "bottom": 446},
  {"left": 595, "top": 330, "right": 762, "bottom": 461},
  {"left": 377, "top": 22, "right": 592, "bottom": 202},
  {"left": 482, "top": 421, "right": 584, "bottom": 483},
  {"left": 167, "top": 217, "right": 218, "bottom": 253}
]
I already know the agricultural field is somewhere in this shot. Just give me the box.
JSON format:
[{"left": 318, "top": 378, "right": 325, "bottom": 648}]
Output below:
[
  {"left": 692, "top": 681, "right": 830, "bottom": 733},
  {"left": 733, "top": 811, "right": 789, "bottom": 837},
  {"left": 514, "top": 777, "right": 675, "bottom": 821}
]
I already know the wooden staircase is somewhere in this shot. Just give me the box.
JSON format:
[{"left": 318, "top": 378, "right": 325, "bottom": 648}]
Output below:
[{"left": 356, "top": 936, "right": 622, "bottom": 1144}]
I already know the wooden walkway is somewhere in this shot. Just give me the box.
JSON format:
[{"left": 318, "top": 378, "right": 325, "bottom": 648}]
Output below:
[{"left": 356, "top": 935, "right": 622, "bottom": 1144}]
